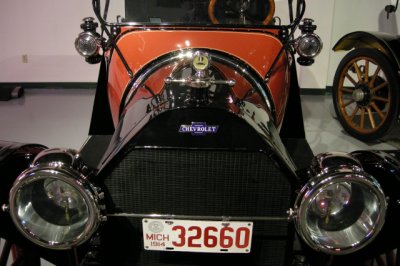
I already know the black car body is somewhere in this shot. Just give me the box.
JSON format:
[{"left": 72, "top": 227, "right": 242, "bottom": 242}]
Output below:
[{"left": 1, "top": 1, "right": 400, "bottom": 266}]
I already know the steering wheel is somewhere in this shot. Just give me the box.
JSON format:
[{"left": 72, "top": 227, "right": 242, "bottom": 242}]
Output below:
[{"left": 208, "top": 0, "right": 275, "bottom": 25}]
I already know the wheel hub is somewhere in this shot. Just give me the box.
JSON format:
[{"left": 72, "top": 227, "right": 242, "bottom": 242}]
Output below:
[{"left": 352, "top": 84, "right": 371, "bottom": 106}]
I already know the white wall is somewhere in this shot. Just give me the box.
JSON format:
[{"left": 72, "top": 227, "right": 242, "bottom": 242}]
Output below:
[
  {"left": 1, "top": 0, "right": 399, "bottom": 88},
  {"left": 0, "top": 0, "right": 99, "bottom": 82}
]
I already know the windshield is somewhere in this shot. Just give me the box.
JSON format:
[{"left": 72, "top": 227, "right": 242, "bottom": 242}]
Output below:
[{"left": 97, "top": 0, "right": 296, "bottom": 26}]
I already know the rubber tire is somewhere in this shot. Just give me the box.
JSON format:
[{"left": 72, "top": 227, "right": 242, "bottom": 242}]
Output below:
[{"left": 332, "top": 48, "right": 400, "bottom": 142}]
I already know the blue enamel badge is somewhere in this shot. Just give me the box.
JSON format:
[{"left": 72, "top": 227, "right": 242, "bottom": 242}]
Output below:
[{"left": 179, "top": 122, "right": 219, "bottom": 136}]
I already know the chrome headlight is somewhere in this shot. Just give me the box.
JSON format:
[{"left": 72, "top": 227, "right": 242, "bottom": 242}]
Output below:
[
  {"left": 294, "top": 152, "right": 386, "bottom": 255},
  {"left": 295, "top": 33, "right": 323, "bottom": 58},
  {"left": 8, "top": 149, "right": 101, "bottom": 249},
  {"left": 75, "top": 32, "right": 101, "bottom": 58},
  {"left": 75, "top": 17, "right": 101, "bottom": 58}
]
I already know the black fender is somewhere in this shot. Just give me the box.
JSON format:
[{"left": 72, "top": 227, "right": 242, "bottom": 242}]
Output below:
[
  {"left": 350, "top": 150, "right": 400, "bottom": 254},
  {"left": 0, "top": 141, "right": 46, "bottom": 239},
  {"left": 279, "top": 61, "right": 306, "bottom": 140},
  {"left": 88, "top": 56, "right": 115, "bottom": 135},
  {"left": 333, "top": 31, "right": 400, "bottom": 71}
]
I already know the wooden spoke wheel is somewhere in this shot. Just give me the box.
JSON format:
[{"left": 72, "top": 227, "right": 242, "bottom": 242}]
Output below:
[{"left": 332, "top": 48, "right": 399, "bottom": 142}]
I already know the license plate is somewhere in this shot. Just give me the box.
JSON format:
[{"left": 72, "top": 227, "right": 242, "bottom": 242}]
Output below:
[{"left": 142, "top": 219, "right": 253, "bottom": 253}]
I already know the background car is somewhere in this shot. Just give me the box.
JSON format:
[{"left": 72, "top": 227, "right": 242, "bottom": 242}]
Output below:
[{"left": 332, "top": 0, "right": 400, "bottom": 142}]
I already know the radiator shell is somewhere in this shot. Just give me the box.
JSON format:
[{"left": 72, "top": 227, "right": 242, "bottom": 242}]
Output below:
[{"left": 100, "top": 148, "right": 294, "bottom": 266}]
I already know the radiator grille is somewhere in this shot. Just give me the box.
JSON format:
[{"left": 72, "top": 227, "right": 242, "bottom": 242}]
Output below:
[{"left": 101, "top": 149, "right": 293, "bottom": 266}]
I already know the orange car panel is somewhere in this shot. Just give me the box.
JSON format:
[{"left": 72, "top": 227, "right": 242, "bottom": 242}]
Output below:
[{"left": 107, "top": 29, "right": 289, "bottom": 126}]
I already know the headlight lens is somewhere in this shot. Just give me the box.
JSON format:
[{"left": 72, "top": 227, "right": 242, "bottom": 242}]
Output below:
[
  {"left": 9, "top": 166, "right": 100, "bottom": 249},
  {"left": 75, "top": 32, "right": 101, "bottom": 58},
  {"left": 295, "top": 33, "right": 323, "bottom": 58},
  {"left": 295, "top": 153, "right": 386, "bottom": 255}
]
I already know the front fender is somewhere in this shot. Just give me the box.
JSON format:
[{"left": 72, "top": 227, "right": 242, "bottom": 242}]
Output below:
[
  {"left": 0, "top": 141, "right": 46, "bottom": 239},
  {"left": 333, "top": 31, "right": 400, "bottom": 70},
  {"left": 350, "top": 150, "right": 400, "bottom": 253}
]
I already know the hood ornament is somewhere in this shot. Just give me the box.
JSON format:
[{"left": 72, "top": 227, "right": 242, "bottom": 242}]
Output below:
[
  {"left": 192, "top": 51, "right": 211, "bottom": 73},
  {"left": 164, "top": 50, "right": 235, "bottom": 88}
]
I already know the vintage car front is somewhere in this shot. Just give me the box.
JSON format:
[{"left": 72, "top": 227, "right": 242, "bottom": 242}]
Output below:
[{"left": 1, "top": 0, "right": 400, "bottom": 266}]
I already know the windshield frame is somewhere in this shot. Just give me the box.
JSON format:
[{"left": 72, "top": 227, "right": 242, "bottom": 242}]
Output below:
[
  {"left": 89, "top": 0, "right": 306, "bottom": 88},
  {"left": 92, "top": 0, "right": 305, "bottom": 29}
]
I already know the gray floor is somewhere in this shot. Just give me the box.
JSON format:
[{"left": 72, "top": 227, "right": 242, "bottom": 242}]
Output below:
[
  {"left": 0, "top": 89, "right": 399, "bottom": 265},
  {"left": 0, "top": 89, "right": 95, "bottom": 149},
  {"left": 301, "top": 93, "right": 400, "bottom": 154}
]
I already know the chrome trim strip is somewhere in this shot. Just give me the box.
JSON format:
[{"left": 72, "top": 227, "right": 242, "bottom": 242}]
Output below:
[
  {"left": 120, "top": 49, "right": 273, "bottom": 115},
  {"left": 164, "top": 77, "right": 236, "bottom": 88},
  {"left": 107, "top": 213, "right": 289, "bottom": 222}
]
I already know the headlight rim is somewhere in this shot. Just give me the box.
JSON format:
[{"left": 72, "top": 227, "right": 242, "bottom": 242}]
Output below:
[
  {"left": 9, "top": 165, "right": 101, "bottom": 250},
  {"left": 294, "top": 32, "right": 323, "bottom": 58},
  {"left": 294, "top": 168, "right": 387, "bottom": 255},
  {"left": 74, "top": 31, "right": 101, "bottom": 58}
]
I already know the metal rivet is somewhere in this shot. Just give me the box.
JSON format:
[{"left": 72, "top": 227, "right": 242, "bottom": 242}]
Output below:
[{"left": 2, "top": 204, "right": 9, "bottom": 212}]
